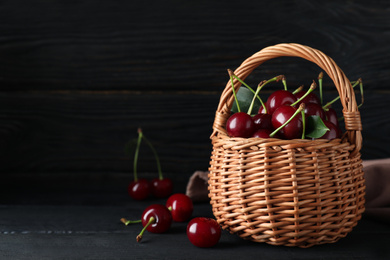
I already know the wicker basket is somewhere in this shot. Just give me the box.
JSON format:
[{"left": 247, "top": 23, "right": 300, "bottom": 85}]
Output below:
[{"left": 208, "top": 43, "right": 365, "bottom": 248}]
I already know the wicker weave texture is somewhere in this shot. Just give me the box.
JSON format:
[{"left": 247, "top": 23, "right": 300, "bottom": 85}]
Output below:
[{"left": 208, "top": 43, "right": 365, "bottom": 248}]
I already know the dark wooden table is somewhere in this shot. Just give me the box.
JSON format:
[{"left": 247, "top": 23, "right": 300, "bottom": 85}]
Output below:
[{"left": 1, "top": 175, "right": 390, "bottom": 260}]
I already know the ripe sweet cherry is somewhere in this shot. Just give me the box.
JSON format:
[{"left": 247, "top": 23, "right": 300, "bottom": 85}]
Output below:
[
  {"left": 140, "top": 129, "right": 173, "bottom": 198},
  {"left": 226, "top": 112, "right": 255, "bottom": 138},
  {"left": 266, "top": 90, "right": 297, "bottom": 115},
  {"left": 324, "top": 107, "right": 339, "bottom": 127},
  {"left": 320, "top": 121, "right": 342, "bottom": 140},
  {"left": 252, "top": 113, "right": 273, "bottom": 131},
  {"left": 128, "top": 128, "right": 150, "bottom": 200},
  {"left": 304, "top": 103, "right": 326, "bottom": 120},
  {"left": 137, "top": 204, "right": 172, "bottom": 242},
  {"left": 271, "top": 104, "right": 304, "bottom": 140},
  {"left": 128, "top": 178, "right": 151, "bottom": 200},
  {"left": 187, "top": 217, "right": 221, "bottom": 248},
  {"left": 166, "top": 193, "right": 194, "bottom": 222}
]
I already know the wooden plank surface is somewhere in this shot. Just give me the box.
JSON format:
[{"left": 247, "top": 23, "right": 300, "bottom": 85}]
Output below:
[
  {"left": 0, "top": 0, "right": 388, "bottom": 91},
  {"left": 1, "top": 201, "right": 389, "bottom": 260}
]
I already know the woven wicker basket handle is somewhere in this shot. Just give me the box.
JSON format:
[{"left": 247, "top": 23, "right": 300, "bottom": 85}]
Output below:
[{"left": 212, "top": 43, "right": 362, "bottom": 155}]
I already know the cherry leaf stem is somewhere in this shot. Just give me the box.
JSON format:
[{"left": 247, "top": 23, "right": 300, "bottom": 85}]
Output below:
[
  {"left": 120, "top": 218, "right": 142, "bottom": 226},
  {"left": 247, "top": 80, "right": 266, "bottom": 115},
  {"left": 270, "top": 103, "right": 305, "bottom": 137},
  {"left": 228, "top": 69, "right": 241, "bottom": 113},
  {"left": 322, "top": 79, "right": 361, "bottom": 109},
  {"left": 282, "top": 75, "right": 287, "bottom": 90},
  {"left": 245, "top": 75, "right": 284, "bottom": 115},
  {"left": 318, "top": 72, "right": 324, "bottom": 105},
  {"left": 141, "top": 134, "right": 163, "bottom": 180},
  {"left": 292, "top": 85, "right": 304, "bottom": 95},
  {"left": 231, "top": 74, "right": 266, "bottom": 114},
  {"left": 291, "top": 81, "right": 317, "bottom": 107},
  {"left": 137, "top": 217, "right": 155, "bottom": 242},
  {"left": 133, "top": 128, "right": 143, "bottom": 182}
]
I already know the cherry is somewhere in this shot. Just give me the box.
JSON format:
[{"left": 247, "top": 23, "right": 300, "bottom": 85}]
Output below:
[
  {"left": 151, "top": 178, "right": 173, "bottom": 198},
  {"left": 295, "top": 90, "right": 321, "bottom": 106},
  {"left": 137, "top": 204, "right": 172, "bottom": 242},
  {"left": 304, "top": 103, "right": 326, "bottom": 120},
  {"left": 325, "top": 107, "right": 339, "bottom": 127},
  {"left": 320, "top": 121, "right": 342, "bottom": 140},
  {"left": 253, "top": 128, "right": 273, "bottom": 138},
  {"left": 226, "top": 112, "right": 255, "bottom": 138},
  {"left": 128, "top": 178, "right": 151, "bottom": 200},
  {"left": 252, "top": 113, "right": 273, "bottom": 131},
  {"left": 187, "top": 217, "right": 221, "bottom": 248},
  {"left": 140, "top": 129, "right": 173, "bottom": 198},
  {"left": 271, "top": 105, "right": 304, "bottom": 139},
  {"left": 166, "top": 193, "right": 194, "bottom": 222},
  {"left": 128, "top": 128, "right": 150, "bottom": 200},
  {"left": 266, "top": 90, "right": 297, "bottom": 115},
  {"left": 258, "top": 105, "right": 266, "bottom": 114}
]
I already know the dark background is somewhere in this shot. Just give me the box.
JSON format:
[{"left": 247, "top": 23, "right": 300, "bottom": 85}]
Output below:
[{"left": 1, "top": 0, "right": 390, "bottom": 202}]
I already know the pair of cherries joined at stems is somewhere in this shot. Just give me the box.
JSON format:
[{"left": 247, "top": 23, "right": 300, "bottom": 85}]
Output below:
[
  {"left": 121, "top": 193, "right": 221, "bottom": 248},
  {"left": 127, "top": 128, "right": 173, "bottom": 200},
  {"left": 226, "top": 70, "right": 363, "bottom": 140}
]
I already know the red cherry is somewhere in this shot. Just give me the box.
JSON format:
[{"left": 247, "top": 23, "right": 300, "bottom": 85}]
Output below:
[
  {"left": 258, "top": 105, "right": 266, "bottom": 114},
  {"left": 166, "top": 193, "right": 194, "bottom": 222},
  {"left": 252, "top": 113, "right": 273, "bottom": 131},
  {"left": 304, "top": 103, "right": 326, "bottom": 120},
  {"left": 320, "top": 121, "right": 342, "bottom": 140},
  {"left": 266, "top": 90, "right": 297, "bottom": 115},
  {"left": 128, "top": 178, "right": 151, "bottom": 200},
  {"left": 294, "top": 91, "right": 320, "bottom": 106},
  {"left": 187, "top": 217, "right": 221, "bottom": 248},
  {"left": 325, "top": 107, "right": 339, "bottom": 127},
  {"left": 271, "top": 105, "right": 303, "bottom": 139},
  {"left": 137, "top": 204, "right": 172, "bottom": 242},
  {"left": 226, "top": 112, "right": 255, "bottom": 138},
  {"left": 151, "top": 178, "right": 173, "bottom": 198},
  {"left": 252, "top": 128, "right": 274, "bottom": 138}
]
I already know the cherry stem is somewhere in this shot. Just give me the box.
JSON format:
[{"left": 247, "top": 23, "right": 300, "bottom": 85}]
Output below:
[
  {"left": 141, "top": 132, "right": 163, "bottom": 180},
  {"left": 318, "top": 72, "right": 324, "bottom": 105},
  {"left": 322, "top": 78, "right": 362, "bottom": 110},
  {"left": 292, "top": 85, "right": 304, "bottom": 94},
  {"left": 137, "top": 217, "right": 155, "bottom": 242},
  {"left": 282, "top": 75, "right": 287, "bottom": 90},
  {"left": 133, "top": 128, "right": 143, "bottom": 182},
  {"left": 290, "top": 81, "right": 317, "bottom": 107},
  {"left": 231, "top": 74, "right": 266, "bottom": 114},
  {"left": 247, "top": 75, "right": 284, "bottom": 115},
  {"left": 270, "top": 103, "right": 305, "bottom": 137},
  {"left": 228, "top": 69, "right": 241, "bottom": 113},
  {"left": 120, "top": 218, "right": 142, "bottom": 226}
]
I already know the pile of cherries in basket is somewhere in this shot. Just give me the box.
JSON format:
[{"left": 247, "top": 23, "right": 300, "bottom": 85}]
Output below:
[
  {"left": 122, "top": 129, "right": 221, "bottom": 248},
  {"left": 226, "top": 70, "right": 363, "bottom": 140}
]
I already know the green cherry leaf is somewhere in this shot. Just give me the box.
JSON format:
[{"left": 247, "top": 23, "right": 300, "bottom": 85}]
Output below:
[
  {"left": 305, "top": 115, "right": 330, "bottom": 138},
  {"left": 231, "top": 87, "right": 261, "bottom": 115}
]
